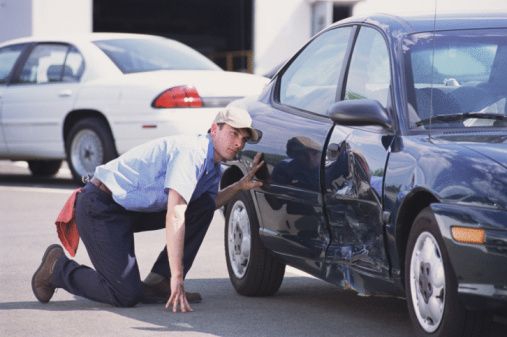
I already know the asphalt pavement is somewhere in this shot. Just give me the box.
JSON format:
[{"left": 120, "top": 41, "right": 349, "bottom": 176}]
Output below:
[{"left": 0, "top": 160, "right": 505, "bottom": 337}]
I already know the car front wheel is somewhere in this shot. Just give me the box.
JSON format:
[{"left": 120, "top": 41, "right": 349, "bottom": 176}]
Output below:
[
  {"left": 27, "top": 160, "right": 62, "bottom": 177},
  {"left": 225, "top": 190, "right": 285, "bottom": 296},
  {"left": 405, "top": 207, "right": 490, "bottom": 337},
  {"left": 65, "top": 118, "right": 117, "bottom": 183}
]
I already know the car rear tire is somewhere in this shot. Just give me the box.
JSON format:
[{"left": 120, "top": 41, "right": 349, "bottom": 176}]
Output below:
[
  {"left": 225, "top": 190, "right": 285, "bottom": 296},
  {"left": 405, "top": 207, "right": 491, "bottom": 337},
  {"left": 65, "top": 118, "right": 117, "bottom": 183},
  {"left": 27, "top": 160, "right": 62, "bottom": 177}
]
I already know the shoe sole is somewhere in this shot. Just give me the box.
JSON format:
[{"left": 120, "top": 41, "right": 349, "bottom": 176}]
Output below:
[{"left": 31, "top": 244, "right": 62, "bottom": 303}]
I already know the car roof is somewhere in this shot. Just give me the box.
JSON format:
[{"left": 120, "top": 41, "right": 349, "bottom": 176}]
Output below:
[
  {"left": 334, "top": 12, "right": 507, "bottom": 37},
  {"left": 0, "top": 32, "right": 165, "bottom": 47}
]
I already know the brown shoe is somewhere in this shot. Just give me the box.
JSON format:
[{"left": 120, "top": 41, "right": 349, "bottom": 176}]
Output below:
[
  {"left": 31, "top": 244, "right": 64, "bottom": 303},
  {"left": 141, "top": 272, "right": 202, "bottom": 304}
]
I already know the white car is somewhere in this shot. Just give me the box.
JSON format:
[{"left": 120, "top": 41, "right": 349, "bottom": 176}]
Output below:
[{"left": 0, "top": 33, "right": 268, "bottom": 181}]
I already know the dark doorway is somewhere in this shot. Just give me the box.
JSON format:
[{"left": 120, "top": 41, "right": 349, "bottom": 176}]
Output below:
[
  {"left": 93, "top": 0, "right": 253, "bottom": 72},
  {"left": 333, "top": 5, "right": 352, "bottom": 23}
]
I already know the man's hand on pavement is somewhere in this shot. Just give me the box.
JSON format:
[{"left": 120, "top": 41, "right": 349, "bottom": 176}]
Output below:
[{"left": 165, "top": 276, "right": 192, "bottom": 313}]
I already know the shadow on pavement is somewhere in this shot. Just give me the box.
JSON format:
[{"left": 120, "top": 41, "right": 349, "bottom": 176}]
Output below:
[
  {"left": 0, "top": 277, "right": 505, "bottom": 337},
  {"left": 0, "top": 277, "right": 411, "bottom": 337}
]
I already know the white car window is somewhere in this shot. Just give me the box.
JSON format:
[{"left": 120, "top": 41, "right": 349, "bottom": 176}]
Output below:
[
  {"left": 94, "top": 38, "right": 221, "bottom": 73},
  {"left": 345, "top": 27, "right": 391, "bottom": 108},
  {"left": 16, "top": 44, "right": 69, "bottom": 84},
  {"left": 0, "top": 44, "right": 26, "bottom": 84},
  {"left": 279, "top": 27, "right": 352, "bottom": 115},
  {"left": 63, "top": 47, "right": 85, "bottom": 82}
]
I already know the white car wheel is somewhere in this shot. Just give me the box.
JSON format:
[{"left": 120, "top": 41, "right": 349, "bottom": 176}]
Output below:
[
  {"left": 66, "top": 117, "right": 117, "bottom": 183},
  {"left": 27, "top": 160, "right": 62, "bottom": 177},
  {"left": 70, "top": 129, "right": 104, "bottom": 178}
]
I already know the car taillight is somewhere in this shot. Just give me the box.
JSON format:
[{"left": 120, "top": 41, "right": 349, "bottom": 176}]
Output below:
[{"left": 152, "top": 85, "right": 203, "bottom": 108}]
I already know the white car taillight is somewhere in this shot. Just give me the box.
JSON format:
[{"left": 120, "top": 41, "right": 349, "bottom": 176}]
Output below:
[{"left": 152, "top": 85, "right": 203, "bottom": 108}]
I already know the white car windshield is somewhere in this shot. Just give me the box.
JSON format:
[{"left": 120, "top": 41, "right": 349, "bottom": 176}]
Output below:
[
  {"left": 404, "top": 28, "right": 507, "bottom": 129},
  {"left": 94, "top": 37, "right": 221, "bottom": 73}
]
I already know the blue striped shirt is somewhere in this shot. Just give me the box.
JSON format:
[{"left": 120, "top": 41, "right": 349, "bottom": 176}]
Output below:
[{"left": 94, "top": 134, "right": 221, "bottom": 212}]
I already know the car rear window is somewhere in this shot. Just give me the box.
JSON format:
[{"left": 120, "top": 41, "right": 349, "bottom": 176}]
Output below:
[{"left": 94, "top": 37, "right": 221, "bottom": 73}]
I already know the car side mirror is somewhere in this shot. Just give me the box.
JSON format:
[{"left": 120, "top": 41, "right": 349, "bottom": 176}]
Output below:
[{"left": 328, "top": 99, "right": 392, "bottom": 129}]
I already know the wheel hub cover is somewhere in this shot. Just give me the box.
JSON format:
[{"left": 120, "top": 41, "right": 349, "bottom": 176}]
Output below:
[
  {"left": 227, "top": 199, "right": 251, "bottom": 279},
  {"left": 410, "top": 231, "right": 446, "bottom": 333},
  {"left": 71, "top": 129, "right": 103, "bottom": 177},
  {"left": 418, "top": 262, "right": 433, "bottom": 303}
]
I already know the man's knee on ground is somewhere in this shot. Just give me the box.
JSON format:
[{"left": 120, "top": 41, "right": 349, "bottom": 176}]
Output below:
[{"left": 110, "top": 282, "right": 143, "bottom": 307}]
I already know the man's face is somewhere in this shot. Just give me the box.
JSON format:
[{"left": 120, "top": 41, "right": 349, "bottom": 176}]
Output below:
[
  {"left": 211, "top": 123, "right": 250, "bottom": 162},
  {"left": 307, "top": 149, "right": 321, "bottom": 168}
]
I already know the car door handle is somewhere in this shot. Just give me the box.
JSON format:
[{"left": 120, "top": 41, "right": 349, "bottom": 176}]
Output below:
[{"left": 59, "top": 90, "right": 73, "bottom": 97}]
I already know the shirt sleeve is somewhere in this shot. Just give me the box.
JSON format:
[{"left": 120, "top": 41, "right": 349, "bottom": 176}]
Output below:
[{"left": 164, "top": 148, "right": 201, "bottom": 203}]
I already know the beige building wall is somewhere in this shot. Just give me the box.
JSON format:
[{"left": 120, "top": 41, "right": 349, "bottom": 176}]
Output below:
[
  {"left": 354, "top": 0, "right": 507, "bottom": 15},
  {"left": 253, "top": 0, "right": 507, "bottom": 75},
  {"left": 32, "top": 0, "right": 92, "bottom": 36},
  {"left": 2, "top": 0, "right": 506, "bottom": 75},
  {"left": 0, "top": 0, "right": 92, "bottom": 43}
]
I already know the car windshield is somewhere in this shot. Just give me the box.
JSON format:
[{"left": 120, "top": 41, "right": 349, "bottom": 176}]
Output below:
[
  {"left": 404, "top": 28, "right": 507, "bottom": 129},
  {"left": 94, "top": 37, "right": 221, "bottom": 73}
]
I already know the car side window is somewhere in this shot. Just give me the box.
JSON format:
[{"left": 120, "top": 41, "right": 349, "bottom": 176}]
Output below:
[
  {"left": 64, "top": 47, "right": 85, "bottom": 82},
  {"left": 279, "top": 27, "right": 352, "bottom": 115},
  {"left": 0, "top": 44, "right": 26, "bottom": 84},
  {"left": 14, "top": 44, "right": 83, "bottom": 84},
  {"left": 344, "top": 27, "right": 391, "bottom": 108}
]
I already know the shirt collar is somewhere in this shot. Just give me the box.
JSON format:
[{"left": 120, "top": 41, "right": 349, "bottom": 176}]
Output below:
[{"left": 205, "top": 134, "right": 219, "bottom": 174}]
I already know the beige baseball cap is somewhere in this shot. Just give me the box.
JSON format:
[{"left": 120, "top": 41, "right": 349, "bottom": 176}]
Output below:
[{"left": 214, "top": 106, "right": 262, "bottom": 143}]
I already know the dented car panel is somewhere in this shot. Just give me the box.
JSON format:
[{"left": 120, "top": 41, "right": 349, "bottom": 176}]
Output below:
[{"left": 222, "top": 13, "right": 507, "bottom": 334}]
